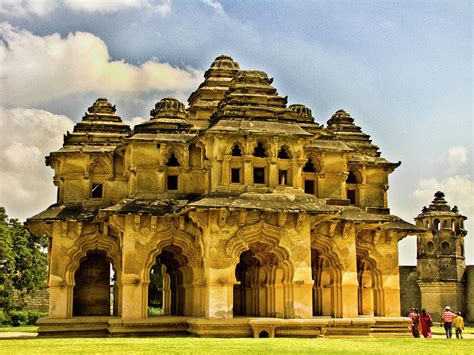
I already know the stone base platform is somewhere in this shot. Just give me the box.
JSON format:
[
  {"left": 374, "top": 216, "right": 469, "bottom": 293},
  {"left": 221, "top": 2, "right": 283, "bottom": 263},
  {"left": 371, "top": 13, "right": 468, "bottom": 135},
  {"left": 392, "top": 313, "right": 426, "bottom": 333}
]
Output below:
[{"left": 37, "top": 316, "right": 410, "bottom": 338}]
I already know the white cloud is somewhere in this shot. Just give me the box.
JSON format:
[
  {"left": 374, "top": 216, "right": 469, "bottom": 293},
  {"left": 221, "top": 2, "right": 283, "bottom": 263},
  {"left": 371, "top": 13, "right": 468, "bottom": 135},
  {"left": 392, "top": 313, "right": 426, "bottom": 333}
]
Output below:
[
  {"left": 202, "top": 0, "right": 224, "bottom": 13},
  {"left": 0, "top": 0, "right": 56, "bottom": 17},
  {"left": 448, "top": 145, "right": 468, "bottom": 172},
  {"left": 0, "top": 106, "right": 74, "bottom": 221},
  {"left": 0, "top": 0, "right": 170, "bottom": 17},
  {"left": 0, "top": 22, "right": 203, "bottom": 107},
  {"left": 412, "top": 175, "right": 474, "bottom": 215},
  {"left": 64, "top": 0, "right": 171, "bottom": 14},
  {"left": 64, "top": 0, "right": 144, "bottom": 12},
  {"left": 123, "top": 116, "right": 146, "bottom": 127}
]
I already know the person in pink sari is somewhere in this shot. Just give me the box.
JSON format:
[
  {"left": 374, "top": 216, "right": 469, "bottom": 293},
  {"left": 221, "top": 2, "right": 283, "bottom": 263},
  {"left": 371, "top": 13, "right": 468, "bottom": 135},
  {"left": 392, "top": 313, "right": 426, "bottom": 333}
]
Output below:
[
  {"left": 419, "top": 309, "right": 433, "bottom": 338},
  {"left": 408, "top": 308, "right": 421, "bottom": 338}
]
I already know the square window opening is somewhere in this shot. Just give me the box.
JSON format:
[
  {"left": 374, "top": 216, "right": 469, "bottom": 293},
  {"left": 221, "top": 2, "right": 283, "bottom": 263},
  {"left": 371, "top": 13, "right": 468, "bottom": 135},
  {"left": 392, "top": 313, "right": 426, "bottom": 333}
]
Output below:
[
  {"left": 167, "top": 175, "right": 178, "bottom": 190},
  {"left": 278, "top": 170, "right": 288, "bottom": 185},
  {"left": 231, "top": 168, "right": 241, "bottom": 183},
  {"left": 91, "top": 183, "right": 103, "bottom": 198},
  {"left": 347, "top": 189, "right": 356, "bottom": 205},
  {"left": 253, "top": 167, "right": 265, "bottom": 184},
  {"left": 304, "top": 180, "right": 315, "bottom": 195}
]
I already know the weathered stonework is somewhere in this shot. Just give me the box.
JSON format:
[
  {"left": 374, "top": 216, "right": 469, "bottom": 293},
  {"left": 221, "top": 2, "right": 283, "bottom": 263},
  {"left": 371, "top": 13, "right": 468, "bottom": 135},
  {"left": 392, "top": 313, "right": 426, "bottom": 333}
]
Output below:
[{"left": 28, "top": 55, "right": 422, "bottom": 337}]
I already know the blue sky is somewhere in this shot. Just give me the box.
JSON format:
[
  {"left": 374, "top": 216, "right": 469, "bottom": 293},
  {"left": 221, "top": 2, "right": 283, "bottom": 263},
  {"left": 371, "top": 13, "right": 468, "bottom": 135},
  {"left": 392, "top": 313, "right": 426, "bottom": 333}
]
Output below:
[{"left": 0, "top": 0, "right": 472, "bottom": 264}]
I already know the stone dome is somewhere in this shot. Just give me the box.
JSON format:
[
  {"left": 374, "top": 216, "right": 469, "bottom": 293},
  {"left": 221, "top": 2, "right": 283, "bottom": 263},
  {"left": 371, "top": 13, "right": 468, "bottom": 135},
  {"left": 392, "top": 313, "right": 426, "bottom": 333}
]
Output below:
[
  {"left": 289, "top": 104, "right": 314, "bottom": 121},
  {"left": 87, "top": 98, "right": 116, "bottom": 114},
  {"left": 327, "top": 109, "right": 354, "bottom": 125},
  {"left": 210, "top": 54, "right": 240, "bottom": 70},
  {"left": 150, "top": 97, "right": 187, "bottom": 119}
]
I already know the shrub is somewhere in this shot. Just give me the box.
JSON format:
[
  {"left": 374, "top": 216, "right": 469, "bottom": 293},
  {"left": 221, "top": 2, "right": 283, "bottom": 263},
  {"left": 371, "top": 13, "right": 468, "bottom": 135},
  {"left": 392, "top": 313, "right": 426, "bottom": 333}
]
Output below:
[
  {"left": 148, "top": 307, "right": 164, "bottom": 316},
  {"left": 27, "top": 311, "right": 47, "bottom": 325},
  {"left": 0, "top": 309, "right": 10, "bottom": 326},
  {"left": 10, "top": 310, "right": 28, "bottom": 326}
]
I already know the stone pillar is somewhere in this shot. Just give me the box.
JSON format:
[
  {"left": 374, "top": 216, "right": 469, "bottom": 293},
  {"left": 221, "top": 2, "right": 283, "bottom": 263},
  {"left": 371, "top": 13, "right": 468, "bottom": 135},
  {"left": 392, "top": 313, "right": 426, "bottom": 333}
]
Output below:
[
  {"left": 243, "top": 155, "right": 252, "bottom": 186},
  {"left": 120, "top": 217, "right": 146, "bottom": 319},
  {"left": 222, "top": 156, "right": 230, "bottom": 185},
  {"left": 269, "top": 160, "right": 278, "bottom": 187},
  {"left": 205, "top": 267, "right": 234, "bottom": 319},
  {"left": 48, "top": 222, "right": 71, "bottom": 318}
]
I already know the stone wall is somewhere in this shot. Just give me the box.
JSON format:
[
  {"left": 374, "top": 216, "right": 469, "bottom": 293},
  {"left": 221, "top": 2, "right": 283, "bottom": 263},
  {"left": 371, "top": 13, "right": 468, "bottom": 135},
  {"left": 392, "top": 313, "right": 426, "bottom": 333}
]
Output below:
[
  {"left": 399, "top": 266, "right": 420, "bottom": 317},
  {"left": 466, "top": 265, "right": 474, "bottom": 322},
  {"left": 13, "top": 288, "right": 49, "bottom": 312}
]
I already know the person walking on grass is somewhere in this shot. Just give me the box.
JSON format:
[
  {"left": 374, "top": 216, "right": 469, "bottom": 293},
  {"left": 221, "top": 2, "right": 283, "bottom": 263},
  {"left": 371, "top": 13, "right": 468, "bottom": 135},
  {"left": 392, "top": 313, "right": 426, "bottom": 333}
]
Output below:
[
  {"left": 419, "top": 309, "right": 433, "bottom": 338},
  {"left": 453, "top": 311, "right": 464, "bottom": 339},
  {"left": 441, "top": 306, "right": 456, "bottom": 338},
  {"left": 409, "top": 308, "right": 421, "bottom": 338}
]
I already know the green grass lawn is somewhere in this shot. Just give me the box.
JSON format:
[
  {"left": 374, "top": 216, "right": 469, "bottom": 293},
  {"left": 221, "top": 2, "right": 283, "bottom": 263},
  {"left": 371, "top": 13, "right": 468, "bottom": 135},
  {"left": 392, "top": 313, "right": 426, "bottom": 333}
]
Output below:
[
  {"left": 0, "top": 326, "right": 38, "bottom": 333},
  {"left": 432, "top": 326, "right": 474, "bottom": 335},
  {"left": 0, "top": 337, "right": 473, "bottom": 354}
]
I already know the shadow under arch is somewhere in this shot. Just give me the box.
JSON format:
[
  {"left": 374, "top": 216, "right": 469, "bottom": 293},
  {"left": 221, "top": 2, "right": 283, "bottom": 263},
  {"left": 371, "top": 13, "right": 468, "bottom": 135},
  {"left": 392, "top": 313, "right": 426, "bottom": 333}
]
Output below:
[
  {"left": 227, "top": 221, "right": 294, "bottom": 319},
  {"left": 356, "top": 249, "right": 384, "bottom": 316},
  {"left": 142, "top": 226, "right": 203, "bottom": 317},
  {"left": 66, "top": 233, "right": 122, "bottom": 318}
]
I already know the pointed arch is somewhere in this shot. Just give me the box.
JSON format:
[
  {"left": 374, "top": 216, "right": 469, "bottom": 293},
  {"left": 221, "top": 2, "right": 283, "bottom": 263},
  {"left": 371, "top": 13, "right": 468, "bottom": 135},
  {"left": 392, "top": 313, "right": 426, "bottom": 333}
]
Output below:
[
  {"left": 89, "top": 156, "right": 112, "bottom": 176},
  {"left": 225, "top": 220, "right": 289, "bottom": 262},
  {"left": 66, "top": 232, "right": 121, "bottom": 285}
]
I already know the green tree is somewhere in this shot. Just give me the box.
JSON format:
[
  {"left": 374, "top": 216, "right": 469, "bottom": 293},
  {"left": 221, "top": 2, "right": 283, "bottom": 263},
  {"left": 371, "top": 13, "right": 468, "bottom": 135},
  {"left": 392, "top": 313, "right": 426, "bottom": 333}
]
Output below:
[
  {"left": 10, "top": 218, "right": 48, "bottom": 302},
  {"left": 0, "top": 207, "right": 47, "bottom": 312},
  {"left": 0, "top": 207, "right": 15, "bottom": 312}
]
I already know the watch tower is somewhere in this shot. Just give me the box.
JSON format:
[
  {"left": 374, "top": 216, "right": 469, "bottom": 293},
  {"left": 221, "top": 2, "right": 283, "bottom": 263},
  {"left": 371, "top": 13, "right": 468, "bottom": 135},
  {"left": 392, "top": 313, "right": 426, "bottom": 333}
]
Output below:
[{"left": 414, "top": 191, "right": 467, "bottom": 320}]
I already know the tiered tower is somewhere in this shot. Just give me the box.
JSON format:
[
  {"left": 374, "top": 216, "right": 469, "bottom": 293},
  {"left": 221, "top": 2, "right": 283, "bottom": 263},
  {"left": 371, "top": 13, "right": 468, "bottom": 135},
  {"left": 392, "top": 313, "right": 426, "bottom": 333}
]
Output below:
[{"left": 414, "top": 191, "right": 467, "bottom": 320}]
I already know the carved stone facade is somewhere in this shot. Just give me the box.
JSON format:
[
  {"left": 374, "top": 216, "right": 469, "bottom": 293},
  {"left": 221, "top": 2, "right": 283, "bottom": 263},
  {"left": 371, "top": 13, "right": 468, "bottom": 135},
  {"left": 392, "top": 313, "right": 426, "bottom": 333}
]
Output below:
[{"left": 28, "top": 55, "right": 421, "bottom": 337}]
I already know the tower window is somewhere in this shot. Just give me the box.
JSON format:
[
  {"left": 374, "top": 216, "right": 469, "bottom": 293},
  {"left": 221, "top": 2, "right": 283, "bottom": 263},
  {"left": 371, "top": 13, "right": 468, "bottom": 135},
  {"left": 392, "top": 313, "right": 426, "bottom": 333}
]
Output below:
[
  {"left": 91, "top": 183, "right": 103, "bottom": 198},
  {"left": 167, "top": 175, "right": 178, "bottom": 190},
  {"left": 441, "top": 241, "right": 450, "bottom": 254},
  {"left": 231, "top": 168, "right": 241, "bottom": 183},
  {"left": 426, "top": 241, "right": 434, "bottom": 252},
  {"left": 253, "top": 167, "right": 265, "bottom": 184},
  {"left": 304, "top": 180, "right": 315, "bottom": 194},
  {"left": 433, "top": 219, "right": 440, "bottom": 231}
]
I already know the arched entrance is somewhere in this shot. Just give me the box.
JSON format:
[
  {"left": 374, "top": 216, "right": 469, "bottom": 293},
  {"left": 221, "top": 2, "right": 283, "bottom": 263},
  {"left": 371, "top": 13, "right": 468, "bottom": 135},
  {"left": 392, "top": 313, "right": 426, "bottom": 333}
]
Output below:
[
  {"left": 357, "top": 255, "right": 383, "bottom": 316},
  {"left": 233, "top": 242, "right": 289, "bottom": 318},
  {"left": 147, "top": 245, "right": 192, "bottom": 316},
  {"left": 73, "top": 251, "right": 117, "bottom": 316}
]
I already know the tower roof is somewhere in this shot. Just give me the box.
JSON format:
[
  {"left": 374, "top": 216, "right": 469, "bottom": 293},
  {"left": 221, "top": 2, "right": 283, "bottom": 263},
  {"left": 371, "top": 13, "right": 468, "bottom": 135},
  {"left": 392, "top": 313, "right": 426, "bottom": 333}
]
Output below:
[
  {"left": 416, "top": 191, "right": 467, "bottom": 220},
  {"left": 326, "top": 109, "right": 380, "bottom": 157},
  {"left": 131, "top": 97, "right": 193, "bottom": 136},
  {"left": 62, "top": 98, "right": 130, "bottom": 147},
  {"left": 187, "top": 54, "right": 240, "bottom": 119}
]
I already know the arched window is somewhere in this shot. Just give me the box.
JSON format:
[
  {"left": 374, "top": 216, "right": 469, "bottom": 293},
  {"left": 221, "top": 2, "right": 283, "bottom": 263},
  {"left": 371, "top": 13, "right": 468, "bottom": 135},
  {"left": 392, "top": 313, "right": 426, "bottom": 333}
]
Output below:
[
  {"left": 166, "top": 153, "right": 180, "bottom": 167},
  {"left": 426, "top": 241, "right": 434, "bottom": 252},
  {"left": 253, "top": 142, "right": 267, "bottom": 158},
  {"left": 346, "top": 170, "right": 359, "bottom": 205},
  {"left": 346, "top": 171, "right": 358, "bottom": 184},
  {"left": 441, "top": 241, "right": 450, "bottom": 254},
  {"left": 433, "top": 219, "right": 440, "bottom": 231},
  {"left": 231, "top": 144, "right": 242, "bottom": 157},
  {"left": 303, "top": 159, "right": 316, "bottom": 172},
  {"left": 277, "top": 146, "right": 290, "bottom": 159}
]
